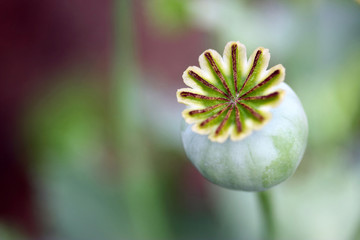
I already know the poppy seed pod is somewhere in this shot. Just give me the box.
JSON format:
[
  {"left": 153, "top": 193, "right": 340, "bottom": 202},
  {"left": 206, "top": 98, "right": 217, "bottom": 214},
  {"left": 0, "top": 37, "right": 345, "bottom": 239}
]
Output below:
[{"left": 177, "top": 41, "right": 308, "bottom": 191}]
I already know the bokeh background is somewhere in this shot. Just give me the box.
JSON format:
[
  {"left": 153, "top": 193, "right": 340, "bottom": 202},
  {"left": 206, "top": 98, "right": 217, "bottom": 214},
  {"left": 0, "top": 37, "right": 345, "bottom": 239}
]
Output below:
[{"left": 1, "top": 0, "right": 360, "bottom": 239}]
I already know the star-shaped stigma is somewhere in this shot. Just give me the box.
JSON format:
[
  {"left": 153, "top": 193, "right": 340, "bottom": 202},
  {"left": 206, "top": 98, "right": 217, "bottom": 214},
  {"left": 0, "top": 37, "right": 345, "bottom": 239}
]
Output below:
[{"left": 177, "top": 41, "right": 286, "bottom": 143}]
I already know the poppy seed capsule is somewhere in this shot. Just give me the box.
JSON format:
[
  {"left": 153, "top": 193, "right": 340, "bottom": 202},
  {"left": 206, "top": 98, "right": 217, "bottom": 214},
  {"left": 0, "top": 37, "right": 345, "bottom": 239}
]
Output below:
[{"left": 177, "top": 42, "right": 308, "bottom": 191}]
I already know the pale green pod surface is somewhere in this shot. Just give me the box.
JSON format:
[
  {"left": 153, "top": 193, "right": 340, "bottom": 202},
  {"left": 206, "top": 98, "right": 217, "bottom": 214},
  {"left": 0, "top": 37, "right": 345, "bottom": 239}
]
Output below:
[
  {"left": 181, "top": 83, "right": 308, "bottom": 191},
  {"left": 177, "top": 42, "right": 308, "bottom": 191}
]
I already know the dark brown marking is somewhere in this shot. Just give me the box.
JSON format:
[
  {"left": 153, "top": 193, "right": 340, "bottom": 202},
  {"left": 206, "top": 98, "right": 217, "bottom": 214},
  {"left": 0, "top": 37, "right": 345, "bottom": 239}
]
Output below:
[
  {"left": 238, "top": 102, "right": 264, "bottom": 121},
  {"left": 240, "top": 91, "right": 279, "bottom": 101},
  {"left": 240, "top": 70, "right": 280, "bottom": 98},
  {"left": 188, "top": 70, "right": 229, "bottom": 98},
  {"left": 238, "top": 50, "right": 262, "bottom": 94},
  {"left": 204, "top": 52, "right": 232, "bottom": 96},
  {"left": 231, "top": 45, "right": 238, "bottom": 93},
  {"left": 200, "top": 104, "right": 230, "bottom": 127},
  {"left": 180, "top": 92, "right": 228, "bottom": 101},
  {"left": 189, "top": 103, "right": 227, "bottom": 115},
  {"left": 235, "top": 104, "right": 242, "bottom": 133},
  {"left": 215, "top": 105, "right": 234, "bottom": 135}
]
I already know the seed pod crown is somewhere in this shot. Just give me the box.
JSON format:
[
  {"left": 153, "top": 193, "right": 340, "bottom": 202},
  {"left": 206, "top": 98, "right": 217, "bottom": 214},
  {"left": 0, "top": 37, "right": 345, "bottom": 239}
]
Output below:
[{"left": 177, "top": 41, "right": 286, "bottom": 143}]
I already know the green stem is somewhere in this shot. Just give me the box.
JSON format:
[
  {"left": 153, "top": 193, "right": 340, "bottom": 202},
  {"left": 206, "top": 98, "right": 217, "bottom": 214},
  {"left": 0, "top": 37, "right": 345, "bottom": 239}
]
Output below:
[
  {"left": 112, "top": 1, "right": 171, "bottom": 239},
  {"left": 258, "top": 191, "right": 275, "bottom": 240},
  {"left": 353, "top": 217, "right": 360, "bottom": 240}
]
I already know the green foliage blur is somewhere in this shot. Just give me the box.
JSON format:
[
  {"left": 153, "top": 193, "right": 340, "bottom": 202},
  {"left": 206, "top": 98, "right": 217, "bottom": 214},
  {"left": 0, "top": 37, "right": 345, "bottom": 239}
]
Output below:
[{"left": 2, "top": 0, "right": 360, "bottom": 240}]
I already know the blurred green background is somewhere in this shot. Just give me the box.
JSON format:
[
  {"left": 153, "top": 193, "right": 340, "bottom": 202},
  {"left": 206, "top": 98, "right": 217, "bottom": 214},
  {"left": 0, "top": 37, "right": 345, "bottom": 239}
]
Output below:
[{"left": 1, "top": 0, "right": 360, "bottom": 239}]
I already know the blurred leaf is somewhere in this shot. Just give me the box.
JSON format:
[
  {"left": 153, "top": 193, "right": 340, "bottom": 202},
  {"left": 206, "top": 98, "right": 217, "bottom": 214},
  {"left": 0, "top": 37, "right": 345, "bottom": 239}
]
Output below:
[
  {"left": 145, "top": 0, "right": 190, "bottom": 33},
  {"left": 24, "top": 76, "right": 103, "bottom": 170},
  {"left": 0, "top": 223, "right": 25, "bottom": 240}
]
